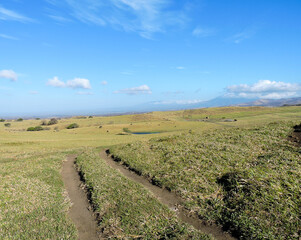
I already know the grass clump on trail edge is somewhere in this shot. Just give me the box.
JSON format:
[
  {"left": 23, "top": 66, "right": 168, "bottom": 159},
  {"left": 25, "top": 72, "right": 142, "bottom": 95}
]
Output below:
[
  {"left": 110, "top": 121, "right": 301, "bottom": 240},
  {"left": 76, "top": 150, "right": 211, "bottom": 240}
]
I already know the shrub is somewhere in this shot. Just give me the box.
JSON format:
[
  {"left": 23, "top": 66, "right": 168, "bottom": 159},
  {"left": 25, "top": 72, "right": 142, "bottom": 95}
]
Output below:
[
  {"left": 0, "top": 119, "right": 5, "bottom": 122},
  {"left": 4, "top": 123, "right": 11, "bottom": 127},
  {"left": 16, "top": 118, "right": 23, "bottom": 122},
  {"left": 41, "top": 120, "right": 47, "bottom": 126},
  {"left": 123, "top": 128, "right": 131, "bottom": 133},
  {"left": 27, "top": 126, "right": 44, "bottom": 131},
  {"left": 48, "top": 118, "right": 58, "bottom": 125},
  {"left": 88, "top": 116, "right": 93, "bottom": 118},
  {"left": 99, "top": 125, "right": 103, "bottom": 128},
  {"left": 66, "top": 123, "right": 79, "bottom": 129}
]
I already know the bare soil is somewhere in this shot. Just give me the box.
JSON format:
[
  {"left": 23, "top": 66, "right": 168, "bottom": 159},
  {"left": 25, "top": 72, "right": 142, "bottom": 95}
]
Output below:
[
  {"left": 288, "top": 125, "right": 301, "bottom": 147},
  {"left": 101, "top": 150, "right": 236, "bottom": 240},
  {"left": 62, "top": 155, "right": 100, "bottom": 240}
]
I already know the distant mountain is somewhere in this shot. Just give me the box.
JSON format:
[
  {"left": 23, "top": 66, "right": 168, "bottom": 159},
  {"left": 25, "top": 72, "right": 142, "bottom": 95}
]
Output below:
[
  {"left": 237, "top": 97, "right": 301, "bottom": 107},
  {"left": 194, "top": 96, "right": 258, "bottom": 108},
  {"left": 138, "top": 96, "right": 301, "bottom": 113}
]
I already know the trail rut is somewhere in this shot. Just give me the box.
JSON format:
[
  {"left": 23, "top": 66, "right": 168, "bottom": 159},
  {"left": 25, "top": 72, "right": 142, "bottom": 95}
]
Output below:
[
  {"left": 62, "top": 155, "right": 100, "bottom": 240},
  {"left": 101, "top": 150, "right": 236, "bottom": 240}
]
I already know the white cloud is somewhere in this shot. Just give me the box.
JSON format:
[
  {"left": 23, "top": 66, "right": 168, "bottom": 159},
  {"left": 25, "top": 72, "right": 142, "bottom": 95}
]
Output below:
[
  {"left": 0, "top": 34, "right": 18, "bottom": 40},
  {"left": 49, "top": 0, "right": 188, "bottom": 38},
  {"left": 29, "top": 91, "right": 39, "bottom": 95},
  {"left": 226, "top": 80, "right": 301, "bottom": 99},
  {"left": 192, "top": 27, "right": 215, "bottom": 38},
  {"left": 0, "top": 69, "right": 18, "bottom": 81},
  {"left": 121, "top": 71, "right": 133, "bottom": 75},
  {"left": 47, "top": 76, "right": 66, "bottom": 87},
  {"left": 0, "top": 5, "right": 32, "bottom": 22},
  {"left": 114, "top": 84, "right": 152, "bottom": 95},
  {"left": 48, "top": 14, "right": 72, "bottom": 23},
  {"left": 66, "top": 78, "right": 91, "bottom": 89},
  {"left": 47, "top": 76, "right": 92, "bottom": 89},
  {"left": 101, "top": 81, "right": 108, "bottom": 85},
  {"left": 76, "top": 91, "right": 93, "bottom": 95},
  {"left": 154, "top": 99, "right": 203, "bottom": 105},
  {"left": 176, "top": 66, "right": 185, "bottom": 70},
  {"left": 227, "top": 28, "right": 256, "bottom": 44}
]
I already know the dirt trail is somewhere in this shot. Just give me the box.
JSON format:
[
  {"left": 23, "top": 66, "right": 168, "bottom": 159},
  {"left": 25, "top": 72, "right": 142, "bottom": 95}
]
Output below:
[
  {"left": 62, "top": 155, "right": 100, "bottom": 240},
  {"left": 100, "top": 150, "right": 236, "bottom": 240}
]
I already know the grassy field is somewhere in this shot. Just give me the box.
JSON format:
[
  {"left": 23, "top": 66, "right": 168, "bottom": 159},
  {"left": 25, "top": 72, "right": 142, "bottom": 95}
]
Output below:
[
  {"left": 76, "top": 149, "right": 211, "bottom": 239},
  {"left": 0, "top": 106, "right": 301, "bottom": 239},
  {"left": 110, "top": 121, "right": 301, "bottom": 239},
  {"left": 0, "top": 150, "right": 77, "bottom": 239}
]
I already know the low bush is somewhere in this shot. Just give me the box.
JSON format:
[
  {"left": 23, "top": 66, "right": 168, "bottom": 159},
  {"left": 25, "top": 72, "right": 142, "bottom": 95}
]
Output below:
[
  {"left": 0, "top": 119, "right": 5, "bottom": 122},
  {"left": 66, "top": 123, "right": 79, "bottom": 129},
  {"left": 123, "top": 127, "right": 131, "bottom": 133},
  {"left": 27, "top": 126, "right": 44, "bottom": 131},
  {"left": 4, "top": 123, "right": 11, "bottom": 127},
  {"left": 16, "top": 118, "right": 23, "bottom": 122},
  {"left": 48, "top": 118, "right": 58, "bottom": 125}
]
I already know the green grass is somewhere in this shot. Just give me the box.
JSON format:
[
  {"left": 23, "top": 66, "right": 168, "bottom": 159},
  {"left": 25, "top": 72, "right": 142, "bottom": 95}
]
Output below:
[
  {"left": 0, "top": 151, "right": 77, "bottom": 239},
  {"left": 0, "top": 106, "right": 301, "bottom": 239},
  {"left": 76, "top": 149, "right": 211, "bottom": 239},
  {"left": 110, "top": 121, "right": 301, "bottom": 239}
]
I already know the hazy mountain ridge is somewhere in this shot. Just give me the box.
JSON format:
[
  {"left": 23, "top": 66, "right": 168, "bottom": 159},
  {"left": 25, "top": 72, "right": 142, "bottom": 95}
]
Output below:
[{"left": 237, "top": 97, "right": 301, "bottom": 107}]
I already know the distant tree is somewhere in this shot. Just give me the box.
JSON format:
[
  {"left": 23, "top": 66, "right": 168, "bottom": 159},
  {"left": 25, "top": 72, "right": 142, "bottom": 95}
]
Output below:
[
  {"left": 0, "top": 119, "right": 5, "bottom": 122},
  {"left": 66, "top": 123, "right": 79, "bottom": 129},
  {"left": 99, "top": 125, "right": 103, "bottom": 128},
  {"left": 48, "top": 118, "right": 58, "bottom": 125},
  {"left": 16, "top": 118, "right": 23, "bottom": 122},
  {"left": 88, "top": 116, "right": 93, "bottom": 118},
  {"left": 35, "top": 118, "right": 40, "bottom": 120},
  {"left": 4, "top": 123, "right": 11, "bottom": 127}
]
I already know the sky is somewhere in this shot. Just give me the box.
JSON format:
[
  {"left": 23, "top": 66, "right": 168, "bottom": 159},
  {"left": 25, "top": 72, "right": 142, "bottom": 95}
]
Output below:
[{"left": 1, "top": 0, "right": 301, "bottom": 117}]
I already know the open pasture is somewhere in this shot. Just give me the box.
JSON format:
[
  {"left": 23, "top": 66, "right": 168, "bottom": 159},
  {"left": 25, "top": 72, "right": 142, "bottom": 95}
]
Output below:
[{"left": 0, "top": 106, "right": 300, "bottom": 239}]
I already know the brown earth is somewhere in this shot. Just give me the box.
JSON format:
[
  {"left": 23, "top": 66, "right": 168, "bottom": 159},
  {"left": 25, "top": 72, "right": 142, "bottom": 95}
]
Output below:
[
  {"left": 288, "top": 125, "right": 301, "bottom": 147},
  {"left": 101, "top": 150, "right": 237, "bottom": 240},
  {"left": 62, "top": 155, "right": 101, "bottom": 240}
]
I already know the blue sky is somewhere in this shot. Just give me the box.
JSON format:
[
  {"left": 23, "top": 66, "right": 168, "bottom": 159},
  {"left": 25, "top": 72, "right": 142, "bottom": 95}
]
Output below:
[{"left": 0, "top": 0, "right": 301, "bottom": 116}]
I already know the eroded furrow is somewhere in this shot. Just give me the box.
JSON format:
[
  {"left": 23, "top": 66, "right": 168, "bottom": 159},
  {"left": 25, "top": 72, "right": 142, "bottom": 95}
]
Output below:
[
  {"left": 101, "top": 150, "right": 236, "bottom": 240},
  {"left": 62, "top": 155, "right": 100, "bottom": 240}
]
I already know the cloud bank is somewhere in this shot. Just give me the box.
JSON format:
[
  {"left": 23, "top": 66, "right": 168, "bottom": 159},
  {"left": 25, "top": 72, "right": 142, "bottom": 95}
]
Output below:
[
  {"left": 226, "top": 80, "right": 301, "bottom": 99},
  {"left": 47, "top": 76, "right": 92, "bottom": 89},
  {"left": 114, "top": 84, "right": 152, "bottom": 95},
  {"left": 0, "top": 69, "right": 18, "bottom": 81}
]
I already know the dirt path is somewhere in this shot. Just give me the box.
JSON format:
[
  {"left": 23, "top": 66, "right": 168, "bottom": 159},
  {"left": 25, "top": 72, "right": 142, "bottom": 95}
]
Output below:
[
  {"left": 62, "top": 155, "right": 100, "bottom": 240},
  {"left": 100, "top": 150, "right": 236, "bottom": 240}
]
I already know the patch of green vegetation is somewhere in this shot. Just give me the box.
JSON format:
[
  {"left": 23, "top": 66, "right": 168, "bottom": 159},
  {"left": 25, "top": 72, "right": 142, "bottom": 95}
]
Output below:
[
  {"left": 0, "top": 119, "right": 5, "bottom": 122},
  {"left": 27, "top": 126, "right": 44, "bottom": 131},
  {"left": 0, "top": 151, "right": 77, "bottom": 239},
  {"left": 110, "top": 121, "right": 301, "bottom": 239},
  {"left": 16, "top": 118, "right": 23, "bottom": 122},
  {"left": 66, "top": 123, "right": 79, "bottom": 129},
  {"left": 76, "top": 150, "right": 211, "bottom": 239},
  {"left": 48, "top": 118, "right": 58, "bottom": 125},
  {"left": 122, "top": 127, "right": 131, "bottom": 133},
  {"left": 4, "top": 123, "right": 11, "bottom": 127}
]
